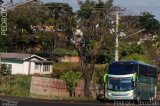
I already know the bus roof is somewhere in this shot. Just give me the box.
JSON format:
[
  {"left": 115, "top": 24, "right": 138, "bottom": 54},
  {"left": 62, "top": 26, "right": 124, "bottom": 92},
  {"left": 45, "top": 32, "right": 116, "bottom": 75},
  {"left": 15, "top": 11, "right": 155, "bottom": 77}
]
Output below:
[{"left": 111, "top": 60, "right": 156, "bottom": 68}]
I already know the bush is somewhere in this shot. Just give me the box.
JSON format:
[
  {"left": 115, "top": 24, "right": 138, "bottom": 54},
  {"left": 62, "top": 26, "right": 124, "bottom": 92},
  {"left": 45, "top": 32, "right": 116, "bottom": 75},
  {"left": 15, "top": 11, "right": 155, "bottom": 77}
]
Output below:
[
  {"left": 61, "top": 71, "right": 82, "bottom": 97},
  {"left": 93, "top": 64, "right": 108, "bottom": 83},
  {"left": 0, "top": 64, "right": 11, "bottom": 76}
]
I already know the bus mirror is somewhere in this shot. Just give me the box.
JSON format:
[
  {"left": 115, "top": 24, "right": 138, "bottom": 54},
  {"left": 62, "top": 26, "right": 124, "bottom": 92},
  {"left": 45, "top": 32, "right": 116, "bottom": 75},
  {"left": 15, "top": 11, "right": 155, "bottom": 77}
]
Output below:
[
  {"left": 133, "top": 73, "right": 136, "bottom": 81},
  {"left": 103, "top": 73, "right": 108, "bottom": 83}
]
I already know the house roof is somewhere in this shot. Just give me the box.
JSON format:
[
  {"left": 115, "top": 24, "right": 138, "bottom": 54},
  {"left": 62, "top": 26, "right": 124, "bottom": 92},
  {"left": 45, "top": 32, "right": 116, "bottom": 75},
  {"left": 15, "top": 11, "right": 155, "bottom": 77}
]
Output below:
[{"left": 0, "top": 53, "right": 46, "bottom": 61}]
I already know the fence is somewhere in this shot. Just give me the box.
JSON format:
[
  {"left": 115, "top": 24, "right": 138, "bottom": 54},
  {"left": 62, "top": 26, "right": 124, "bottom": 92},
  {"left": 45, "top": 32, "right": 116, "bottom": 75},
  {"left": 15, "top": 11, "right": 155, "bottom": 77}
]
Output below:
[{"left": 30, "top": 76, "right": 102, "bottom": 97}]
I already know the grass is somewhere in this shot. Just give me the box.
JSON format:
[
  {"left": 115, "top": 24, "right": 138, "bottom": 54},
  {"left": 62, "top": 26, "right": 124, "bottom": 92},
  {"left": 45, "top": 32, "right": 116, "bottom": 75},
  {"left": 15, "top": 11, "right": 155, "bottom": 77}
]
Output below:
[{"left": 0, "top": 75, "right": 31, "bottom": 97}]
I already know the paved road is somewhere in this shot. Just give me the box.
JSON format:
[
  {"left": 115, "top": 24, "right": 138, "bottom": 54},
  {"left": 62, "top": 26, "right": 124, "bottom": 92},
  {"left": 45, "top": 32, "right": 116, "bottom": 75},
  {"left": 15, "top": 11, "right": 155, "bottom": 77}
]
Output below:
[
  {"left": 1, "top": 95, "right": 158, "bottom": 106},
  {"left": 0, "top": 96, "right": 112, "bottom": 106}
]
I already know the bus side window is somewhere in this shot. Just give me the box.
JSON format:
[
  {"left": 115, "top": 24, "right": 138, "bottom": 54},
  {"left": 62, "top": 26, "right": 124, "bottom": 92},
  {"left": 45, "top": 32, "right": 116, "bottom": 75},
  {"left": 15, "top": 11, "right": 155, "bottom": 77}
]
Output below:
[
  {"left": 139, "top": 64, "right": 144, "bottom": 76},
  {"left": 154, "top": 68, "right": 157, "bottom": 77},
  {"left": 134, "top": 64, "right": 138, "bottom": 73}
]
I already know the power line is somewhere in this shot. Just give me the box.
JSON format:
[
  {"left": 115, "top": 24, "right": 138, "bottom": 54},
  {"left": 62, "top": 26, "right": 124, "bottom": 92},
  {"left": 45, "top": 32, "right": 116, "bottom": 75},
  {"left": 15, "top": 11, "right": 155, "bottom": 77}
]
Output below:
[{"left": 7, "top": 6, "right": 160, "bottom": 11}]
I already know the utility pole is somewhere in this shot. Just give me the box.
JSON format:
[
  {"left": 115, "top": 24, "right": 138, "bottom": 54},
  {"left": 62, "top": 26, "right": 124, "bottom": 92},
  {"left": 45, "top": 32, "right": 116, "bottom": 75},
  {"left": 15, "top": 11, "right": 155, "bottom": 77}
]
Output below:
[
  {"left": 115, "top": 11, "right": 119, "bottom": 61},
  {"left": 114, "top": 9, "right": 145, "bottom": 61},
  {"left": 114, "top": 8, "right": 126, "bottom": 61}
]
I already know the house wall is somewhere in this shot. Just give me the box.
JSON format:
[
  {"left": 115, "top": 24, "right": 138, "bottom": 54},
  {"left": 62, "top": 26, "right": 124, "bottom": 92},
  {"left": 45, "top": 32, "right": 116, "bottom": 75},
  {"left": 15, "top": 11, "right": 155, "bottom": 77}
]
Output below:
[
  {"left": 1, "top": 60, "right": 24, "bottom": 74},
  {"left": 23, "top": 61, "right": 36, "bottom": 75},
  {"left": 1, "top": 57, "right": 52, "bottom": 75}
]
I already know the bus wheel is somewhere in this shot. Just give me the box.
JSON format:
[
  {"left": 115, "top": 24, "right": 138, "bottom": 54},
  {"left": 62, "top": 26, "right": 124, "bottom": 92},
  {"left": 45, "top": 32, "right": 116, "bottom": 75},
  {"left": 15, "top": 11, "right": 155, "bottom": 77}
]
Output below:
[
  {"left": 137, "top": 92, "right": 140, "bottom": 102},
  {"left": 137, "top": 96, "right": 140, "bottom": 102},
  {"left": 149, "top": 94, "right": 154, "bottom": 102}
]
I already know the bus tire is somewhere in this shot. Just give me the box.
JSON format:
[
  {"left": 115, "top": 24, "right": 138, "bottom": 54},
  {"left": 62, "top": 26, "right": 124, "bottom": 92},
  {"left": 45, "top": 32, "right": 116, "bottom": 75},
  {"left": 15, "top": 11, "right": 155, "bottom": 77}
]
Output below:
[
  {"left": 137, "top": 96, "right": 140, "bottom": 102},
  {"left": 149, "top": 93, "right": 154, "bottom": 102},
  {"left": 137, "top": 92, "right": 140, "bottom": 102}
]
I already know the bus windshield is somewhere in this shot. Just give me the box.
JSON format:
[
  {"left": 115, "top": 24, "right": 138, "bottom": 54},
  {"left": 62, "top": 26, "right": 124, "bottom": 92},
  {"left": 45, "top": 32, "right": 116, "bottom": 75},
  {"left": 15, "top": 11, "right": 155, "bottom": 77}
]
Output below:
[
  {"left": 108, "top": 77, "right": 134, "bottom": 91},
  {"left": 108, "top": 64, "right": 134, "bottom": 75}
]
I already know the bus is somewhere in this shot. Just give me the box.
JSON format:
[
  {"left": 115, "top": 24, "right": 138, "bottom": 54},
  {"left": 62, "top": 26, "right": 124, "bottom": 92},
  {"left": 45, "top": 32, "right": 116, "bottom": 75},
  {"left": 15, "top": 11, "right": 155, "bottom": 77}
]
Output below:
[{"left": 100, "top": 60, "right": 158, "bottom": 101}]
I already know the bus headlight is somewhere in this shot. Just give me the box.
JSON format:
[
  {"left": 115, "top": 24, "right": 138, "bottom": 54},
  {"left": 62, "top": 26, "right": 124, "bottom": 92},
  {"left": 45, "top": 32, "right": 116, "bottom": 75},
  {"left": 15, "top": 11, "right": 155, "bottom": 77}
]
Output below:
[{"left": 127, "top": 93, "right": 134, "bottom": 98}]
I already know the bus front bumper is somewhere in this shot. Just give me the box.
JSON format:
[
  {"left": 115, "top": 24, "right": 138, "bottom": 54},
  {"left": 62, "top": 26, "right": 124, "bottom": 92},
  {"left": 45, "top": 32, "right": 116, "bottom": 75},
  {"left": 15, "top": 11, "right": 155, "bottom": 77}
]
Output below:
[{"left": 107, "top": 91, "right": 135, "bottom": 100}]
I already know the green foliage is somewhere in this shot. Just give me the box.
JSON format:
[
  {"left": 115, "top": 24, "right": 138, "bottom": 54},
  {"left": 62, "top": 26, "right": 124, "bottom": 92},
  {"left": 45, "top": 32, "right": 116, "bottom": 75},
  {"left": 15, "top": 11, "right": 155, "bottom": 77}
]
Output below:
[
  {"left": 0, "top": 35, "right": 12, "bottom": 52},
  {"left": 61, "top": 71, "right": 82, "bottom": 97},
  {"left": 0, "top": 75, "right": 31, "bottom": 97},
  {"left": 52, "top": 62, "right": 106, "bottom": 83},
  {"left": 119, "top": 42, "right": 151, "bottom": 63},
  {"left": 97, "top": 35, "right": 115, "bottom": 63},
  {"left": 53, "top": 48, "right": 78, "bottom": 56},
  {"left": 120, "top": 42, "right": 144, "bottom": 58},
  {"left": 0, "top": 64, "right": 11, "bottom": 76},
  {"left": 93, "top": 64, "right": 108, "bottom": 83},
  {"left": 44, "top": 2, "right": 74, "bottom": 30},
  {"left": 121, "top": 53, "right": 151, "bottom": 64},
  {"left": 52, "top": 62, "right": 81, "bottom": 79},
  {"left": 139, "top": 12, "right": 160, "bottom": 33},
  {"left": 35, "top": 31, "right": 55, "bottom": 52},
  {"left": 87, "top": 40, "right": 98, "bottom": 49}
]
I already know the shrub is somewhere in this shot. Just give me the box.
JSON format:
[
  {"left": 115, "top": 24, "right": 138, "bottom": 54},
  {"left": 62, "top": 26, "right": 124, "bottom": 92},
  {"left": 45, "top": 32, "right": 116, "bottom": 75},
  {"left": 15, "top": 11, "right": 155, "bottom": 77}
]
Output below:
[
  {"left": 0, "top": 64, "right": 11, "bottom": 76},
  {"left": 93, "top": 64, "right": 108, "bottom": 83},
  {"left": 61, "top": 71, "right": 82, "bottom": 97}
]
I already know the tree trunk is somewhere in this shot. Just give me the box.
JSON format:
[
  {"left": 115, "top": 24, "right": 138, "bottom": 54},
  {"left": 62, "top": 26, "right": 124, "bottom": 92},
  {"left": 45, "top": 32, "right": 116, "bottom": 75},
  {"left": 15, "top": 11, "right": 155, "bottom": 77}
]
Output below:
[{"left": 84, "top": 77, "right": 92, "bottom": 97}]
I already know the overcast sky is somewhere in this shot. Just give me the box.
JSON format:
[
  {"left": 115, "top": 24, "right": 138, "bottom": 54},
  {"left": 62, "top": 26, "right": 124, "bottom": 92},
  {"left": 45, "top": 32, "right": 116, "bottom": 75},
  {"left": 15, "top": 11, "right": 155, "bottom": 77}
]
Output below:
[{"left": 4, "top": 0, "right": 160, "bottom": 20}]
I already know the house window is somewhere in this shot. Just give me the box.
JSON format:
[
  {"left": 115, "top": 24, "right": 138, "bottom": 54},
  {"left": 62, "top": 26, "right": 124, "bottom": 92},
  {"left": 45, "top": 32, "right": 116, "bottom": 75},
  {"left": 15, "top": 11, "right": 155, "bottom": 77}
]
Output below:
[
  {"left": 7, "top": 64, "right": 12, "bottom": 70},
  {"left": 43, "top": 65, "right": 50, "bottom": 72},
  {"left": 35, "top": 64, "right": 40, "bottom": 70},
  {"left": 2, "top": 64, "right": 12, "bottom": 70},
  {"left": 1, "top": 64, "right": 12, "bottom": 75}
]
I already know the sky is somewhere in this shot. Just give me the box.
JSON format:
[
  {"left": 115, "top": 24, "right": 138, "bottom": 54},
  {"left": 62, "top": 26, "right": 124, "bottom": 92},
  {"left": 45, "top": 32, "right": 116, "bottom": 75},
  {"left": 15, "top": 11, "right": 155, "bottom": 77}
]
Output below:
[{"left": 4, "top": 0, "right": 160, "bottom": 21}]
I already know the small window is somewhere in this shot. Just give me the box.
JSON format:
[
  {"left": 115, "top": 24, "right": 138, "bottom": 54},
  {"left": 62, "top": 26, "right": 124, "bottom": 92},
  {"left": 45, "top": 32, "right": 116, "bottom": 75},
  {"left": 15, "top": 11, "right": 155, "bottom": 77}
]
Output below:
[
  {"left": 35, "top": 64, "right": 39, "bottom": 70},
  {"left": 43, "top": 65, "right": 50, "bottom": 72}
]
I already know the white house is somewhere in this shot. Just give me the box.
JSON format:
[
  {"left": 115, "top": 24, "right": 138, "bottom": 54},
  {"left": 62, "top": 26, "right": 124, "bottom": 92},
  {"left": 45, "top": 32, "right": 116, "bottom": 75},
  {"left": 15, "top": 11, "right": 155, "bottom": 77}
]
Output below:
[{"left": 0, "top": 53, "right": 53, "bottom": 75}]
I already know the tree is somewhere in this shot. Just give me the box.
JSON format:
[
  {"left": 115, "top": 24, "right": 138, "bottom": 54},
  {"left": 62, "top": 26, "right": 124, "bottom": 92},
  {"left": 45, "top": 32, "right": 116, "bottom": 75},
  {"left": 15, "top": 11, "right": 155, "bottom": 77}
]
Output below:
[
  {"left": 0, "top": 0, "right": 3, "bottom": 5},
  {"left": 7, "top": 1, "right": 50, "bottom": 52},
  {"left": 139, "top": 12, "right": 160, "bottom": 34},
  {"left": 45, "top": 3, "right": 74, "bottom": 48},
  {"left": 35, "top": 31, "right": 55, "bottom": 53},
  {"left": 144, "top": 36, "right": 160, "bottom": 67},
  {"left": 119, "top": 42, "right": 144, "bottom": 58},
  {"left": 61, "top": 71, "right": 81, "bottom": 97},
  {"left": 72, "top": 0, "right": 113, "bottom": 97}
]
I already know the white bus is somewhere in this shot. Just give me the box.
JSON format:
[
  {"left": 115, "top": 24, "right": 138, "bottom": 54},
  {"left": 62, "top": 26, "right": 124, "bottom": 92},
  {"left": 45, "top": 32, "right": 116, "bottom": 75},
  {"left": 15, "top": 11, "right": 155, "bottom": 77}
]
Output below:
[{"left": 100, "top": 60, "right": 158, "bottom": 101}]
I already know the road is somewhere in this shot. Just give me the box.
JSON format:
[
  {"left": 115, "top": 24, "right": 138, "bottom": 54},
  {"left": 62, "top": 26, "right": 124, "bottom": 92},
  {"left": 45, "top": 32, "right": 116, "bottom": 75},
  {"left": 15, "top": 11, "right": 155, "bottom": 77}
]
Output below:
[
  {"left": 1, "top": 95, "right": 159, "bottom": 106},
  {"left": 0, "top": 96, "right": 112, "bottom": 106}
]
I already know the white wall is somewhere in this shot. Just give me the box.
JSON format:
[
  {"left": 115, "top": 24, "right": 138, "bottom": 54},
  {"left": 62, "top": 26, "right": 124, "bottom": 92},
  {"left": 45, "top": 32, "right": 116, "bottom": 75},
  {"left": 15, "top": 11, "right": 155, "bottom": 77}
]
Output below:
[
  {"left": 2, "top": 57, "right": 52, "bottom": 75},
  {"left": 23, "top": 61, "right": 36, "bottom": 75},
  {"left": 1, "top": 61, "right": 24, "bottom": 74}
]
